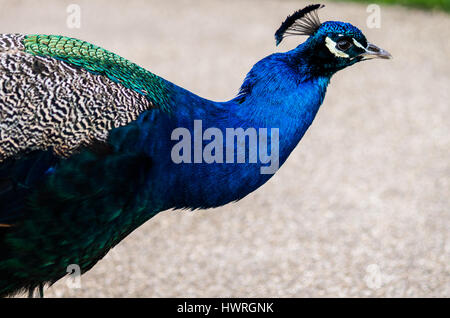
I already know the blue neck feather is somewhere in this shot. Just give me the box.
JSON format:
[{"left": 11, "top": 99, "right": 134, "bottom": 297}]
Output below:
[{"left": 112, "top": 43, "right": 331, "bottom": 211}]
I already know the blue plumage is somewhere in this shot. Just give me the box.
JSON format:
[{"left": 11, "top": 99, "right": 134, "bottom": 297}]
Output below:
[{"left": 0, "top": 5, "right": 391, "bottom": 297}]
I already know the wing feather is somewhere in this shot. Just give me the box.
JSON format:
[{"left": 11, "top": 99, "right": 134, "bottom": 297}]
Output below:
[{"left": 0, "top": 34, "right": 169, "bottom": 162}]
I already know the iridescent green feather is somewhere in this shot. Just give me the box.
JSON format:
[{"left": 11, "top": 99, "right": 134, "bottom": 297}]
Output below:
[{"left": 23, "top": 35, "right": 171, "bottom": 111}]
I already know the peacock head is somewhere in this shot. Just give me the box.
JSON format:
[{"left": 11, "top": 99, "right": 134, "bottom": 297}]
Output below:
[{"left": 275, "top": 4, "right": 391, "bottom": 74}]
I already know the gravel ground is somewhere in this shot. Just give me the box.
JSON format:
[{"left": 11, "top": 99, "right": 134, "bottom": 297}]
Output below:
[{"left": 1, "top": 0, "right": 448, "bottom": 297}]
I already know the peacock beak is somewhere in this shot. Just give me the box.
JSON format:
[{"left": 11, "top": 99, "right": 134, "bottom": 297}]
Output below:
[{"left": 361, "top": 43, "right": 392, "bottom": 60}]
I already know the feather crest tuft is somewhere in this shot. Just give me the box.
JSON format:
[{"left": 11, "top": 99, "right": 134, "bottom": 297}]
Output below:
[{"left": 275, "top": 4, "right": 325, "bottom": 46}]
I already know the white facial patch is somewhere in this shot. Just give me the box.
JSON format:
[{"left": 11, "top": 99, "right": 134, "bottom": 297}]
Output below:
[{"left": 325, "top": 37, "right": 349, "bottom": 58}]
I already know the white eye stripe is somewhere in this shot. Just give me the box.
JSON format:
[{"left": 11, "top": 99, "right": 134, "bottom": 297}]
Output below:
[
  {"left": 325, "top": 37, "right": 349, "bottom": 58},
  {"left": 352, "top": 38, "right": 366, "bottom": 49}
]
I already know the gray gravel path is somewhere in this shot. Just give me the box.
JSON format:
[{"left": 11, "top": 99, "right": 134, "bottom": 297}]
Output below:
[{"left": 1, "top": 0, "right": 448, "bottom": 297}]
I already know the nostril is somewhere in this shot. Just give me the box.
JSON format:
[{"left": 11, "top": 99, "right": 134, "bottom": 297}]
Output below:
[{"left": 368, "top": 44, "right": 380, "bottom": 53}]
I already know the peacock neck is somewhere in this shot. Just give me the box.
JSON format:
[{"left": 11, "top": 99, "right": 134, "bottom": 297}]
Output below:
[
  {"left": 228, "top": 51, "right": 331, "bottom": 162},
  {"left": 139, "top": 53, "right": 330, "bottom": 210}
]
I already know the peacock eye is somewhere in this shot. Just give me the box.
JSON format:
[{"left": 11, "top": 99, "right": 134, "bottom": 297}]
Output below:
[{"left": 336, "top": 39, "right": 352, "bottom": 51}]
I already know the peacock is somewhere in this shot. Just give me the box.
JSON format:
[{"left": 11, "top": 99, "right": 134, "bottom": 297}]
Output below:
[{"left": 0, "top": 4, "right": 391, "bottom": 297}]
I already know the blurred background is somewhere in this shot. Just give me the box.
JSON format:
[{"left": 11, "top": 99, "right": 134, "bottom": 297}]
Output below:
[{"left": 1, "top": 0, "right": 448, "bottom": 297}]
